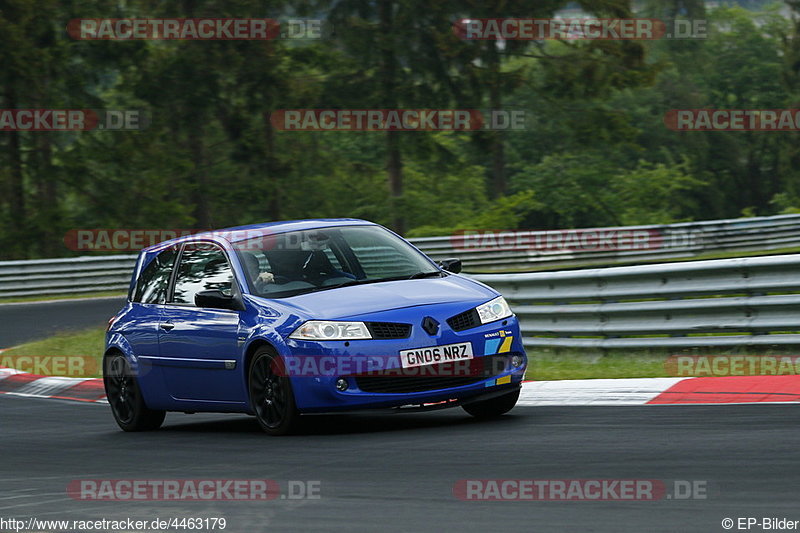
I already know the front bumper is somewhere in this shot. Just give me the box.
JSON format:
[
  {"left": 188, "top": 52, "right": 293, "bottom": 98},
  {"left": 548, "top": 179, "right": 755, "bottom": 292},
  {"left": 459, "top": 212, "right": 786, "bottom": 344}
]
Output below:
[{"left": 281, "top": 315, "right": 527, "bottom": 412}]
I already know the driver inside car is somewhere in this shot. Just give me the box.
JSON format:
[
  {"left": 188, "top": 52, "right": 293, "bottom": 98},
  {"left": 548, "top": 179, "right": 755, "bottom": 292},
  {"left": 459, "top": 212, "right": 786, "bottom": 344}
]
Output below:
[{"left": 240, "top": 251, "right": 275, "bottom": 291}]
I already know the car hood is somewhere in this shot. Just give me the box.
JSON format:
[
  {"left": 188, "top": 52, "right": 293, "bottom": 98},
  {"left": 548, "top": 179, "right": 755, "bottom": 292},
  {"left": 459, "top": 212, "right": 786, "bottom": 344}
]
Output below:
[{"left": 267, "top": 275, "right": 497, "bottom": 320}]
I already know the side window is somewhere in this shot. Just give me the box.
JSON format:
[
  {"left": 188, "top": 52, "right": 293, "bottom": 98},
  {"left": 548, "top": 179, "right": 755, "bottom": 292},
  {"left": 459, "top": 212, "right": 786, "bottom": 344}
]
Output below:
[
  {"left": 171, "top": 244, "right": 235, "bottom": 305},
  {"left": 133, "top": 247, "right": 177, "bottom": 304}
]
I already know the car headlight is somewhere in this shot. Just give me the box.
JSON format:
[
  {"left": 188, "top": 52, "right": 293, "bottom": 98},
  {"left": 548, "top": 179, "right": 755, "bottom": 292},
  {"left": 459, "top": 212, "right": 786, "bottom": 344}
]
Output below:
[
  {"left": 476, "top": 296, "right": 513, "bottom": 324},
  {"left": 289, "top": 321, "right": 372, "bottom": 340}
]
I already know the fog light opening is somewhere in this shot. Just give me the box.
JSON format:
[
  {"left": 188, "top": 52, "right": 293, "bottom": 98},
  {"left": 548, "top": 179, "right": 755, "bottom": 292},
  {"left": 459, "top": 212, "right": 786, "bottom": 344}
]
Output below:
[
  {"left": 511, "top": 355, "right": 523, "bottom": 368},
  {"left": 336, "top": 378, "right": 349, "bottom": 391}
]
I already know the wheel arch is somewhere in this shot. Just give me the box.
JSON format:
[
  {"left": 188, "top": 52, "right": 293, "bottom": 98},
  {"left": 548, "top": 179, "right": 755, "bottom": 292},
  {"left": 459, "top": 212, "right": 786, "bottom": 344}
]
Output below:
[
  {"left": 243, "top": 338, "right": 280, "bottom": 386},
  {"left": 103, "top": 332, "right": 138, "bottom": 371}
]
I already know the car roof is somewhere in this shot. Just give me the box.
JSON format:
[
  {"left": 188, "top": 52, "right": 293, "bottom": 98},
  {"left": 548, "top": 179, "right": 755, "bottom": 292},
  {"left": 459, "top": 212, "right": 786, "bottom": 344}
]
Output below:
[{"left": 141, "top": 218, "right": 378, "bottom": 253}]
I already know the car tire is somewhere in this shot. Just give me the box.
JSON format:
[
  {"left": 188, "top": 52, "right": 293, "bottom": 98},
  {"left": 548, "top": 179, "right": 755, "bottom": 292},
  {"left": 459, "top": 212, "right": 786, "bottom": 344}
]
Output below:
[
  {"left": 103, "top": 352, "right": 166, "bottom": 432},
  {"left": 249, "top": 346, "right": 301, "bottom": 436},
  {"left": 462, "top": 389, "right": 520, "bottom": 419}
]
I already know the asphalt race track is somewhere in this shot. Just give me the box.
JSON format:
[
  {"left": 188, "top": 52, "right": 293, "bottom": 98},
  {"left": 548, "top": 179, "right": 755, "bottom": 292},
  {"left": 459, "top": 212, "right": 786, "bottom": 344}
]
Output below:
[
  {"left": 0, "top": 297, "right": 125, "bottom": 348},
  {"left": 2, "top": 298, "right": 799, "bottom": 532},
  {"left": 1, "top": 396, "right": 798, "bottom": 533}
]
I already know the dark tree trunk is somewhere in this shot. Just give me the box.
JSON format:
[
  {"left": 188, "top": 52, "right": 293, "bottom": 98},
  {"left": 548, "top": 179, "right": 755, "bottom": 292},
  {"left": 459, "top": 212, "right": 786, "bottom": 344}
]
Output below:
[
  {"left": 263, "top": 114, "right": 281, "bottom": 221},
  {"left": 386, "top": 130, "right": 404, "bottom": 233},
  {"left": 36, "top": 135, "right": 58, "bottom": 257},
  {"left": 487, "top": 42, "right": 506, "bottom": 198},
  {"left": 379, "top": 0, "right": 405, "bottom": 234},
  {"left": 5, "top": 86, "right": 26, "bottom": 258},
  {"left": 188, "top": 126, "right": 212, "bottom": 229}
]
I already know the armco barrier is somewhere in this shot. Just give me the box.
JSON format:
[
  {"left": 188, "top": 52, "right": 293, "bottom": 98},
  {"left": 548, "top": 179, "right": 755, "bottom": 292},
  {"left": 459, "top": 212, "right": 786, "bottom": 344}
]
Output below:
[
  {"left": 412, "top": 214, "right": 800, "bottom": 271},
  {"left": 2, "top": 214, "right": 800, "bottom": 299},
  {"left": 0, "top": 255, "right": 137, "bottom": 298},
  {"left": 2, "top": 246, "right": 800, "bottom": 351},
  {"left": 472, "top": 254, "right": 800, "bottom": 349}
]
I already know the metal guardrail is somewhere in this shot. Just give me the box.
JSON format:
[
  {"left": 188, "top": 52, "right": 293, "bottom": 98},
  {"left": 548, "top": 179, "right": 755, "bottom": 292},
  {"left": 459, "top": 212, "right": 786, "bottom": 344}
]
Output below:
[
  {"left": 411, "top": 214, "right": 800, "bottom": 271},
  {"left": 0, "top": 255, "right": 137, "bottom": 299},
  {"left": 472, "top": 254, "right": 800, "bottom": 349},
  {"left": 2, "top": 214, "right": 800, "bottom": 300}
]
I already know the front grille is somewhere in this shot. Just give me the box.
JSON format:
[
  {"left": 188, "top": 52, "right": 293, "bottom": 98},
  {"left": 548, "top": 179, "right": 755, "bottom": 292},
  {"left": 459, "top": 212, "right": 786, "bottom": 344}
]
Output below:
[
  {"left": 447, "top": 309, "right": 480, "bottom": 331},
  {"left": 355, "top": 376, "right": 484, "bottom": 393},
  {"left": 366, "top": 322, "right": 412, "bottom": 339},
  {"left": 353, "top": 354, "right": 510, "bottom": 394}
]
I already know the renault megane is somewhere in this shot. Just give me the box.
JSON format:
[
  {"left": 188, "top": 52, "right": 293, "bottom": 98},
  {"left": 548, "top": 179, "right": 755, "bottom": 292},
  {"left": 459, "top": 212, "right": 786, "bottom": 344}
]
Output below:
[{"left": 104, "top": 219, "right": 527, "bottom": 435}]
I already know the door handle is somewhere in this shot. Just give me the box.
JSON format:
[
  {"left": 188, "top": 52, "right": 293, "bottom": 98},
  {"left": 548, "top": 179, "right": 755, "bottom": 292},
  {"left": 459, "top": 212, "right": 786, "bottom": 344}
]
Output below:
[{"left": 159, "top": 322, "right": 175, "bottom": 331}]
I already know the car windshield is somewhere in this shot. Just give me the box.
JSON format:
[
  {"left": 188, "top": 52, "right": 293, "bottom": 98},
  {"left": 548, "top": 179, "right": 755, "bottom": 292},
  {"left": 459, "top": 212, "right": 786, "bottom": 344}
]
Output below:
[{"left": 234, "top": 225, "right": 442, "bottom": 298}]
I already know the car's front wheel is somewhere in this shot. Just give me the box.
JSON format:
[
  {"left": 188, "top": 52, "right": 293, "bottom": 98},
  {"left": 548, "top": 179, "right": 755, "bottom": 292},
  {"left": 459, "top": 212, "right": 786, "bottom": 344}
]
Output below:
[
  {"left": 249, "top": 347, "right": 301, "bottom": 435},
  {"left": 463, "top": 389, "right": 520, "bottom": 419},
  {"left": 103, "top": 352, "right": 166, "bottom": 431}
]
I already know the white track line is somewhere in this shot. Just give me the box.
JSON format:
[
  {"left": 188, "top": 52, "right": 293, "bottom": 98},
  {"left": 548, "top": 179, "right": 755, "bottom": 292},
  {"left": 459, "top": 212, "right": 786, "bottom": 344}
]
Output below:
[
  {"left": 518, "top": 378, "right": 688, "bottom": 406},
  {"left": 14, "top": 376, "right": 92, "bottom": 397}
]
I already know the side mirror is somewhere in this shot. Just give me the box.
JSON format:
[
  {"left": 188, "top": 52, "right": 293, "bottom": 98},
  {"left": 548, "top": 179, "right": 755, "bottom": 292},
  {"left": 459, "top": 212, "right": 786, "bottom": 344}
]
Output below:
[
  {"left": 438, "top": 258, "right": 462, "bottom": 274},
  {"left": 195, "top": 289, "right": 245, "bottom": 311}
]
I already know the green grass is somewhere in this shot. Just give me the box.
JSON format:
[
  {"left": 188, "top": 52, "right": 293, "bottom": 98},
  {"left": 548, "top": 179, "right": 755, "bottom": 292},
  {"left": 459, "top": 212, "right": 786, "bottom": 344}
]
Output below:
[
  {"left": 0, "top": 291, "right": 126, "bottom": 305},
  {"left": 525, "top": 352, "right": 668, "bottom": 380},
  {"left": 1, "top": 326, "right": 105, "bottom": 378}
]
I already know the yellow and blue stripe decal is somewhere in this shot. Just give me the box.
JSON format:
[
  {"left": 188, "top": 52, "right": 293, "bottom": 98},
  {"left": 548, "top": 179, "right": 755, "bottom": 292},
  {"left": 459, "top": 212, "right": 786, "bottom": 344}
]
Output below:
[
  {"left": 484, "top": 331, "right": 515, "bottom": 387},
  {"left": 486, "top": 375, "right": 513, "bottom": 387},
  {"left": 484, "top": 334, "right": 514, "bottom": 355}
]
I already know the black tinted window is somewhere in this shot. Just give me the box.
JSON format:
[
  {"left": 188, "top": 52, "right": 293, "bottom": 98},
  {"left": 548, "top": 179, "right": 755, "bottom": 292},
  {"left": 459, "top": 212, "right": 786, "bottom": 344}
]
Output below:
[
  {"left": 171, "top": 244, "right": 235, "bottom": 305},
  {"left": 133, "top": 247, "right": 177, "bottom": 304}
]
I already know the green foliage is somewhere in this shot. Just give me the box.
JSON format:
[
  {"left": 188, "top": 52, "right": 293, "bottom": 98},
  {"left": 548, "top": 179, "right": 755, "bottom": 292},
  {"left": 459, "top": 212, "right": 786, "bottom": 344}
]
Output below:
[
  {"left": 769, "top": 193, "right": 800, "bottom": 215},
  {"left": 0, "top": 1, "right": 797, "bottom": 259},
  {"left": 406, "top": 190, "right": 538, "bottom": 238},
  {"left": 511, "top": 153, "right": 705, "bottom": 227},
  {"left": 512, "top": 152, "right": 621, "bottom": 228},
  {"left": 613, "top": 159, "right": 707, "bottom": 225}
]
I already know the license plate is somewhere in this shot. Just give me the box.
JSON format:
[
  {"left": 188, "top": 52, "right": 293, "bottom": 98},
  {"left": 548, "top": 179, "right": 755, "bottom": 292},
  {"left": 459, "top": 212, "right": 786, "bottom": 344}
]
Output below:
[{"left": 399, "top": 342, "right": 473, "bottom": 369}]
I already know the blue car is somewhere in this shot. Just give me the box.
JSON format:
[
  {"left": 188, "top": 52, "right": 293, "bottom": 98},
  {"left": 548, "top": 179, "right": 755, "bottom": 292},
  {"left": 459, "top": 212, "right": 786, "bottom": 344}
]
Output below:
[{"left": 104, "top": 219, "right": 527, "bottom": 435}]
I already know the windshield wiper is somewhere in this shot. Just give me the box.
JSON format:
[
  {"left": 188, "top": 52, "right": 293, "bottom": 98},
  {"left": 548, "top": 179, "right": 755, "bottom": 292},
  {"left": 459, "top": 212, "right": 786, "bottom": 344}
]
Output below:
[{"left": 302, "top": 277, "right": 382, "bottom": 294}]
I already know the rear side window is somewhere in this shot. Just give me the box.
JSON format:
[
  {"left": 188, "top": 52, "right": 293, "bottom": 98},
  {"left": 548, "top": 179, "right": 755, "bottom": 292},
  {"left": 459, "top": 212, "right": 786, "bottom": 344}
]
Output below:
[
  {"left": 171, "top": 244, "right": 235, "bottom": 305},
  {"left": 133, "top": 247, "right": 177, "bottom": 304}
]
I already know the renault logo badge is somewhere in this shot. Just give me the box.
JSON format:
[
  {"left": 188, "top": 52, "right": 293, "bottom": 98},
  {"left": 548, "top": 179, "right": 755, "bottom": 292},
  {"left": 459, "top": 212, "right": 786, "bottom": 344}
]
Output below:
[{"left": 422, "top": 316, "right": 440, "bottom": 336}]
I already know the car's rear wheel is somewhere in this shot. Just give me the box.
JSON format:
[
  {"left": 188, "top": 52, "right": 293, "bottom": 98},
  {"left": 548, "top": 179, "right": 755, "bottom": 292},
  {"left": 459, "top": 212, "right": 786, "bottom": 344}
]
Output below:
[
  {"left": 103, "top": 353, "right": 165, "bottom": 431},
  {"left": 249, "top": 347, "right": 300, "bottom": 435},
  {"left": 463, "top": 389, "right": 520, "bottom": 419}
]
